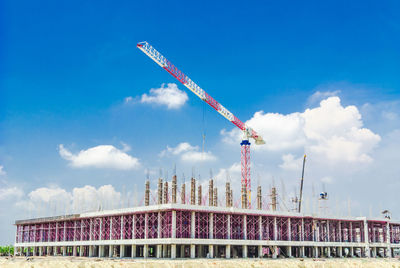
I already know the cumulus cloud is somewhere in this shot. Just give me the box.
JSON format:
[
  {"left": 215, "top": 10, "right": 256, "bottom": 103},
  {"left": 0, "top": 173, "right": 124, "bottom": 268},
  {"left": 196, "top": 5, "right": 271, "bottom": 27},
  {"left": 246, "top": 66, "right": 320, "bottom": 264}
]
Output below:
[
  {"left": 279, "top": 154, "right": 303, "bottom": 170},
  {"left": 139, "top": 83, "right": 188, "bottom": 109},
  {"left": 17, "top": 184, "right": 122, "bottom": 215},
  {"left": 0, "top": 187, "right": 23, "bottom": 200},
  {"left": 223, "top": 96, "right": 381, "bottom": 164},
  {"left": 59, "top": 144, "right": 140, "bottom": 170},
  {"left": 159, "top": 142, "right": 216, "bottom": 162},
  {"left": 307, "top": 90, "right": 341, "bottom": 105},
  {"left": 71, "top": 185, "right": 121, "bottom": 212},
  {"left": 0, "top": 165, "right": 6, "bottom": 176}
]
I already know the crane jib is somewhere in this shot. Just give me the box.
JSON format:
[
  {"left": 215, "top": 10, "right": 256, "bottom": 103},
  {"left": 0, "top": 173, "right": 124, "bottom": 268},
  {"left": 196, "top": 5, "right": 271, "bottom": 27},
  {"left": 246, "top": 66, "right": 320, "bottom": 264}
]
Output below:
[{"left": 137, "top": 41, "right": 263, "bottom": 142}]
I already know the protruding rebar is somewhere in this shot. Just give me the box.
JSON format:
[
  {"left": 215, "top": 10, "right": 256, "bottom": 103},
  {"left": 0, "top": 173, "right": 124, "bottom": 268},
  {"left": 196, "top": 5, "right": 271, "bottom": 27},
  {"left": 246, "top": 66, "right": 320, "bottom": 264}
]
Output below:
[
  {"left": 213, "top": 187, "right": 218, "bottom": 207},
  {"left": 198, "top": 185, "right": 202, "bottom": 205},
  {"left": 271, "top": 187, "right": 277, "bottom": 211},
  {"left": 172, "top": 175, "right": 177, "bottom": 204},
  {"left": 230, "top": 189, "right": 233, "bottom": 207},
  {"left": 158, "top": 178, "right": 163, "bottom": 205},
  {"left": 226, "top": 182, "right": 231, "bottom": 207},
  {"left": 209, "top": 179, "right": 213, "bottom": 206},
  {"left": 190, "top": 178, "right": 196, "bottom": 205},
  {"left": 257, "top": 185, "right": 262, "bottom": 210},
  {"left": 181, "top": 183, "right": 186, "bottom": 204},
  {"left": 163, "top": 181, "right": 168, "bottom": 204},
  {"left": 145, "top": 180, "right": 150, "bottom": 206}
]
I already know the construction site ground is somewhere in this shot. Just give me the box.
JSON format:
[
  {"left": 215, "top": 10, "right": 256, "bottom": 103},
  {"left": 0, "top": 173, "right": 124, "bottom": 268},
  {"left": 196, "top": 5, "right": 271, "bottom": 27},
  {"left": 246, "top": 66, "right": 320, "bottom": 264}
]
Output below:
[{"left": 1, "top": 257, "right": 400, "bottom": 268}]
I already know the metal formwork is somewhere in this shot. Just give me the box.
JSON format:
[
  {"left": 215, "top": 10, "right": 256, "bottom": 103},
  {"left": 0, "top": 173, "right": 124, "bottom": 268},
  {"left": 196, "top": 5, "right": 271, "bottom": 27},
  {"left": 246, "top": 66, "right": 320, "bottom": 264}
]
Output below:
[{"left": 14, "top": 203, "right": 400, "bottom": 259}]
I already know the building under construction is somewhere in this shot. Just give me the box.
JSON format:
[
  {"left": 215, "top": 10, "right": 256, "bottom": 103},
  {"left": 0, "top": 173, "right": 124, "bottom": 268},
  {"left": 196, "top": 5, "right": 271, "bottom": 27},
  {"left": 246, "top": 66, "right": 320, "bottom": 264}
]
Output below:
[{"left": 14, "top": 176, "right": 400, "bottom": 259}]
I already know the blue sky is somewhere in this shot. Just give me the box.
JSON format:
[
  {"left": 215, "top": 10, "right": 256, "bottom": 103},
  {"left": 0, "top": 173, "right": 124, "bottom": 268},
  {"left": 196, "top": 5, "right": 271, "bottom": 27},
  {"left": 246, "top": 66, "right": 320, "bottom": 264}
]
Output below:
[{"left": 0, "top": 0, "right": 399, "bottom": 244}]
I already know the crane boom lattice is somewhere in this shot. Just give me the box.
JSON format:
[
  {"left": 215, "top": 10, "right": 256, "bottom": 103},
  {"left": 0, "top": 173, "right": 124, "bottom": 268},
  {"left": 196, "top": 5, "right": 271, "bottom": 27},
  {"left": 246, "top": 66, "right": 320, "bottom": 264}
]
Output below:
[{"left": 137, "top": 41, "right": 264, "bottom": 208}]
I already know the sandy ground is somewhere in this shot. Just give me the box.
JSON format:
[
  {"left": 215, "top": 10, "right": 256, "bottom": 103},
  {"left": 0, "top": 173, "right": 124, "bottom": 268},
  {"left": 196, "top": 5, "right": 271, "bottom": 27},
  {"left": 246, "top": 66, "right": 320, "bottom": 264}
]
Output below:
[{"left": 1, "top": 257, "right": 400, "bottom": 268}]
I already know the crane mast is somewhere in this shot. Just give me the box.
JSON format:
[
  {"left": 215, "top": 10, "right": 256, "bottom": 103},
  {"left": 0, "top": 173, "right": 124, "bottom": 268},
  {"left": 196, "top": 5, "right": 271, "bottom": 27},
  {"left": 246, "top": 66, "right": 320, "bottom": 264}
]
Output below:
[{"left": 137, "top": 41, "right": 264, "bottom": 208}]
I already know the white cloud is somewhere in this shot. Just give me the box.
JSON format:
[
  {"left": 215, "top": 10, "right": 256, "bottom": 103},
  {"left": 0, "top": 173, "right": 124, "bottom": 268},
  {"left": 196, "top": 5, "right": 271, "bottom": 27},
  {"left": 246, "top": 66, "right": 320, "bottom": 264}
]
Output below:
[
  {"left": 72, "top": 184, "right": 121, "bottom": 212},
  {"left": 307, "top": 90, "right": 341, "bottom": 105},
  {"left": 224, "top": 96, "right": 381, "bottom": 164},
  {"left": 28, "top": 186, "right": 71, "bottom": 204},
  {"left": 279, "top": 154, "right": 303, "bottom": 170},
  {"left": 59, "top": 144, "right": 140, "bottom": 170},
  {"left": 159, "top": 142, "right": 216, "bottom": 162},
  {"left": 181, "top": 151, "right": 217, "bottom": 162},
  {"left": 321, "top": 176, "right": 333, "bottom": 184},
  {"left": 0, "top": 187, "right": 23, "bottom": 200},
  {"left": 17, "top": 184, "right": 122, "bottom": 215},
  {"left": 124, "top": 96, "right": 134, "bottom": 103},
  {"left": 0, "top": 165, "right": 6, "bottom": 176},
  {"left": 140, "top": 83, "right": 188, "bottom": 109}
]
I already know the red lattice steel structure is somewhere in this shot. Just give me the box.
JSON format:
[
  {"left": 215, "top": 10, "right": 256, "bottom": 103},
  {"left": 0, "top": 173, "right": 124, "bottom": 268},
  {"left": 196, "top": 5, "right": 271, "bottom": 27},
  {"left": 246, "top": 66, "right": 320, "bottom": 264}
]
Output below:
[{"left": 137, "top": 42, "right": 265, "bottom": 208}]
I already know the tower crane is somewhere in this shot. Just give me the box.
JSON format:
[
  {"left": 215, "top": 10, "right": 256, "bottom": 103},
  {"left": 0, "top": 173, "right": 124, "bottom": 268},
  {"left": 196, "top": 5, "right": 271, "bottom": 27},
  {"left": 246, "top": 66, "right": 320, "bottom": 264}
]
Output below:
[{"left": 137, "top": 41, "right": 265, "bottom": 208}]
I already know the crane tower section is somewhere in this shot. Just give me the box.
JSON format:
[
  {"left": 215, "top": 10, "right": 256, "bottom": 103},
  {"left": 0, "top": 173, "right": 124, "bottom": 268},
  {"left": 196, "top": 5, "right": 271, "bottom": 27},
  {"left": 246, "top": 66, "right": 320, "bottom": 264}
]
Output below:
[{"left": 137, "top": 41, "right": 265, "bottom": 207}]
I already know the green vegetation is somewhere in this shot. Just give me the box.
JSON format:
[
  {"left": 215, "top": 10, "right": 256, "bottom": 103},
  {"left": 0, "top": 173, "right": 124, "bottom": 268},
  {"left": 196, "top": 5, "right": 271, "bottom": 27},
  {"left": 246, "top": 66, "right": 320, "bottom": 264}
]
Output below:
[{"left": 0, "top": 245, "right": 14, "bottom": 256}]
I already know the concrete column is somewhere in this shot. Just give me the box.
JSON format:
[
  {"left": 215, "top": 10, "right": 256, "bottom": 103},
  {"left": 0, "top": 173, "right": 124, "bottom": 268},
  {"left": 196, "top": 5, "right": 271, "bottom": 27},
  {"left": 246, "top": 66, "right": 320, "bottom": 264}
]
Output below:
[
  {"left": 338, "top": 246, "right": 342, "bottom": 257},
  {"left": 39, "top": 246, "right": 43, "bottom": 256},
  {"left": 227, "top": 215, "right": 231, "bottom": 239},
  {"left": 258, "top": 245, "right": 263, "bottom": 258},
  {"left": 272, "top": 246, "right": 278, "bottom": 258},
  {"left": 98, "top": 245, "right": 103, "bottom": 257},
  {"left": 190, "top": 244, "right": 195, "bottom": 258},
  {"left": 386, "top": 222, "right": 392, "bottom": 257},
  {"left": 32, "top": 247, "right": 37, "bottom": 256},
  {"left": 350, "top": 247, "right": 354, "bottom": 257},
  {"left": 259, "top": 216, "right": 263, "bottom": 240},
  {"left": 363, "top": 219, "right": 370, "bottom": 257},
  {"left": 171, "top": 244, "right": 177, "bottom": 259},
  {"left": 131, "top": 245, "right": 136, "bottom": 257},
  {"left": 350, "top": 222, "right": 353, "bottom": 242},
  {"left": 109, "top": 245, "right": 113, "bottom": 258},
  {"left": 62, "top": 246, "right": 66, "bottom": 256},
  {"left": 79, "top": 245, "right": 83, "bottom": 257},
  {"left": 301, "top": 246, "right": 305, "bottom": 258},
  {"left": 163, "top": 245, "right": 167, "bottom": 258},
  {"left": 156, "top": 245, "right": 162, "bottom": 258},
  {"left": 143, "top": 244, "right": 148, "bottom": 258},
  {"left": 120, "top": 245, "right": 125, "bottom": 258},
  {"left": 120, "top": 215, "right": 124, "bottom": 240},
  {"left": 327, "top": 220, "right": 330, "bottom": 242},
  {"left": 157, "top": 212, "right": 161, "bottom": 238},
  {"left": 327, "top": 247, "right": 331, "bottom": 257},
  {"left": 208, "top": 244, "right": 214, "bottom": 258},
  {"left": 288, "top": 218, "right": 291, "bottom": 241},
  {"left": 273, "top": 217, "right": 277, "bottom": 241},
  {"left": 144, "top": 213, "right": 148, "bottom": 239},
  {"left": 209, "top": 213, "right": 214, "bottom": 239},
  {"left": 191, "top": 212, "right": 196, "bottom": 238},
  {"left": 243, "top": 215, "right": 247, "bottom": 240},
  {"left": 53, "top": 246, "right": 57, "bottom": 256},
  {"left": 314, "top": 246, "right": 318, "bottom": 258},
  {"left": 132, "top": 214, "right": 136, "bottom": 239},
  {"left": 63, "top": 221, "right": 67, "bottom": 242},
  {"left": 226, "top": 245, "right": 231, "bottom": 258},
  {"left": 287, "top": 246, "right": 292, "bottom": 257},
  {"left": 338, "top": 221, "right": 342, "bottom": 242},
  {"left": 372, "top": 247, "right": 376, "bottom": 257},
  {"left": 180, "top": 245, "right": 185, "bottom": 257},
  {"left": 172, "top": 211, "right": 176, "bottom": 238},
  {"left": 89, "top": 246, "right": 93, "bottom": 257},
  {"left": 243, "top": 245, "right": 248, "bottom": 258},
  {"left": 315, "top": 221, "right": 320, "bottom": 242}
]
